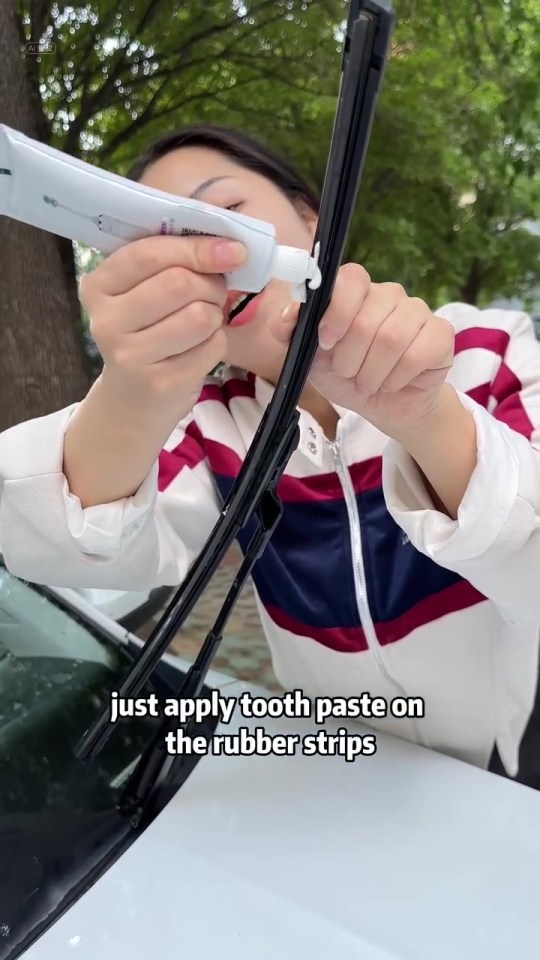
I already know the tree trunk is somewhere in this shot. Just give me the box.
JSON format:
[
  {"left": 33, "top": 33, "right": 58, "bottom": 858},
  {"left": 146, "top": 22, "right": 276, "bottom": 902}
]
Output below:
[
  {"left": 459, "top": 257, "right": 484, "bottom": 305},
  {"left": 0, "top": 2, "right": 92, "bottom": 431}
]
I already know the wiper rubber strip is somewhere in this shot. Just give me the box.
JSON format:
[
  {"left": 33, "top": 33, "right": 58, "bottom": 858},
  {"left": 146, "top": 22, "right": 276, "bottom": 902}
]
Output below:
[{"left": 75, "top": 0, "right": 395, "bottom": 820}]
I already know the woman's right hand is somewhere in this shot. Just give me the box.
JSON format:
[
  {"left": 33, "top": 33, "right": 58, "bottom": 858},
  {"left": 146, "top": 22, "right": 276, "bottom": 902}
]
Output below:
[{"left": 80, "top": 234, "right": 247, "bottom": 415}]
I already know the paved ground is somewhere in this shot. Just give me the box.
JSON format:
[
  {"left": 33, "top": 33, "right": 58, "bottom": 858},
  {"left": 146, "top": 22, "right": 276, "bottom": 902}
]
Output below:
[{"left": 138, "top": 543, "right": 282, "bottom": 691}]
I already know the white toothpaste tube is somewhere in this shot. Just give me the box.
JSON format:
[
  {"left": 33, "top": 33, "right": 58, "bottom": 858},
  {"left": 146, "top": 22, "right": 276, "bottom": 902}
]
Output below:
[{"left": 0, "top": 124, "right": 321, "bottom": 301}]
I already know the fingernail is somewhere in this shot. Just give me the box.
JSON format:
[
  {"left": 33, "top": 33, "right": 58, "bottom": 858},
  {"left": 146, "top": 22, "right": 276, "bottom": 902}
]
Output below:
[
  {"left": 214, "top": 240, "right": 247, "bottom": 267},
  {"left": 318, "top": 323, "right": 337, "bottom": 351},
  {"left": 280, "top": 303, "right": 294, "bottom": 323}
]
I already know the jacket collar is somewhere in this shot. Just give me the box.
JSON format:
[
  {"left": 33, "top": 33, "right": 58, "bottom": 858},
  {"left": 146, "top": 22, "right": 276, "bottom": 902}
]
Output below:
[{"left": 252, "top": 373, "right": 351, "bottom": 470}]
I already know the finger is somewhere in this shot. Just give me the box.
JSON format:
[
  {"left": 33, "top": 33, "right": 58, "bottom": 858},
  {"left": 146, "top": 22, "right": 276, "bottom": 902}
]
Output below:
[
  {"left": 267, "top": 301, "right": 300, "bottom": 344},
  {"left": 88, "top": 235, "right": 247, "bottom": 300},
  {"left": 151, "top": 331, "right": 228, "bottom": 388},
  {"left": 353, "top": 300, "right": 428, "bottom": 394},
  {"left": 117, "top": 266, "right": 228, "bottom": 333},
  {"left": 408, "top": 368, "right": 452, "bottom": 389},
  {"left": 379, "top": 316, "right": 455, "bottom": 393},
  {"left": 331, "top": 283, "right": 406, "bottom": 380},
  {"left": 126, "top": 301, "right": 225, "bottom": 364},
  {"left": 317, "top": 263, "right": 370, "bottom": 350}
]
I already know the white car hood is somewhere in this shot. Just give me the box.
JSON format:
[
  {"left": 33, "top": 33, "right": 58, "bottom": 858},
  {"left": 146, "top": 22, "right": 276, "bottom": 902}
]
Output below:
[{"left": 26, "top": 679, "right": 540, "bottom": 960}]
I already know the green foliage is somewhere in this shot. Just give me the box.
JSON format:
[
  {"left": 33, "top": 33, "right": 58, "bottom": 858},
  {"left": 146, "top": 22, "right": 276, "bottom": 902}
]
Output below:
[
  {"left": 353, "top": 0, "right": 540, "bottom": 305},
  {"left": 19, "top": 0, "right": 343, "bottom": 165},
  {"left": 17, "top": 0, "right": 540, "bottom": 309}
]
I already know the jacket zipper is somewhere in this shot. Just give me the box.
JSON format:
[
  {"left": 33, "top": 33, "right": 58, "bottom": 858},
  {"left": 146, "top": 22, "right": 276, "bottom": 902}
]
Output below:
[{"left": 327, "top": 433, "right": 415, "bottom": 706}]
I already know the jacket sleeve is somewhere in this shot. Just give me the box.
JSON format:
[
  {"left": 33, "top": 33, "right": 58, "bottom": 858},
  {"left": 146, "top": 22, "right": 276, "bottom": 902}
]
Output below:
[
  {"left": 0, "top": 403, "right": 221, "bottom": 590},
  {"left": 382, "top": 303, "right": 540, "bottom": 626}
]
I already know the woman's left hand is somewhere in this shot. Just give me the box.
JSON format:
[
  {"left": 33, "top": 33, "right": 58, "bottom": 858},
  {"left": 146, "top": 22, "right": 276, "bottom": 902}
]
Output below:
[{"left": 269, "top": 263, "right": 455, "bottom": 441}]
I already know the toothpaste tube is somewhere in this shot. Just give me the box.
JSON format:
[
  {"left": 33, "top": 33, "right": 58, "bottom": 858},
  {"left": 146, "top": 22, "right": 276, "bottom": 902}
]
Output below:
[{"left": 0, "top": 124, "right": 321, "bottom": 301}]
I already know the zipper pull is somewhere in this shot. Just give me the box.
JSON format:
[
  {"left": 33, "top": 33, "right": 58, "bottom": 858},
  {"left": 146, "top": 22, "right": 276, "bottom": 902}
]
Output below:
[{"left": 327, "top": 439, "right": 341, "bottom": 462}]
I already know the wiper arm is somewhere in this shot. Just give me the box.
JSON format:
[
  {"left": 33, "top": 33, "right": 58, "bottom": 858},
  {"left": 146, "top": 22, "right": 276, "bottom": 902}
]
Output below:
[
  {"left": 76, "top": 0, "right": 394, "bottom": 820},
  {"left": 115, "top": 482, "right": 287, "bottom": 825}
]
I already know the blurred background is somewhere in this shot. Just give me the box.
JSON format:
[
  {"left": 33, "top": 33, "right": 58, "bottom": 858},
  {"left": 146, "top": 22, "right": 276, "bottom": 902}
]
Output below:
[{"left": 0, "top": 0, "right": 538, "bottom": 683}]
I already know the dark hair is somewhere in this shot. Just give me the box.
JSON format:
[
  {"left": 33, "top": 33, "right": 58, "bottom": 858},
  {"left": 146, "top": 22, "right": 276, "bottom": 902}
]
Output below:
[{"left": 127, "top": 124, "right": 320, "bottom": 214}]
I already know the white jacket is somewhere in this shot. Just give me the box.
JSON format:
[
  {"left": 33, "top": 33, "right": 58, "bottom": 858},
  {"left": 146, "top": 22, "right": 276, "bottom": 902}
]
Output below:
[{"left": 2, "top": 302, "right": 540, "bottom": 781}]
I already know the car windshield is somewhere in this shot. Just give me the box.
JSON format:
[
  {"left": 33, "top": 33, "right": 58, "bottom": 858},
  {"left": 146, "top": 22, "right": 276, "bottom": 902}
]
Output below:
[
  {"left": 0, "top": 564, "right": 160, "bottom": 817},
  {"left": 0, "top": 563, "right": 196, "bottom": 960}
]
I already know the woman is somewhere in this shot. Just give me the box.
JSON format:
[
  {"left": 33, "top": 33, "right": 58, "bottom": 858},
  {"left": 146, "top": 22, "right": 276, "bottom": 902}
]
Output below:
[{"left": 1, "top": 125, "right": 540, "bottom": 785}]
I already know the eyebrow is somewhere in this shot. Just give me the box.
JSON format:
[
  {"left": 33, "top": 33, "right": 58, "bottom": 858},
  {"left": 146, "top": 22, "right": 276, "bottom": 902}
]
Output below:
[{"left": 190, "top": 176, "right": 233, "bottom": 200}]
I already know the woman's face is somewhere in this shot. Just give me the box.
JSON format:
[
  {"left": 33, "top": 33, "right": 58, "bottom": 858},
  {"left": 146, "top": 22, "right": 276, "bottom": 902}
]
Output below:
[{"left": 138, "top": 145, "right": 318, "bottom": 382}]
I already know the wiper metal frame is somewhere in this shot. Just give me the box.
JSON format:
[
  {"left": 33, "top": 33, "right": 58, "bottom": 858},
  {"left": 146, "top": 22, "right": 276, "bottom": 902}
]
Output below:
[{"left": 75, "top": 0, "right": 395, "bottom": 823}]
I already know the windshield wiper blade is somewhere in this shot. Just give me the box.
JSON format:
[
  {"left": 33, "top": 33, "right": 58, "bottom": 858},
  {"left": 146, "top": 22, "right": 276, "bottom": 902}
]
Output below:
[
  {"left": 76, "top": 0, "right": 394, "bottom": 816},
  {"left": 115, "top": 483, "right": 286, "bottom": 825}
]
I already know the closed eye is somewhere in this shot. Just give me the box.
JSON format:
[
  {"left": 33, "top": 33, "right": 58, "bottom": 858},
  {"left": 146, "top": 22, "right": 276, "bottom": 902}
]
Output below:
[{"left": 226, "top": 203, "right": 243, "bottom": 212}]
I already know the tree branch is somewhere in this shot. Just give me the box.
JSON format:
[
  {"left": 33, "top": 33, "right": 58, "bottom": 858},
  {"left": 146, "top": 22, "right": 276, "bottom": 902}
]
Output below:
[
  {"left": 225, "top": 53, "right": 321, "bottom": 95},
  {"left": 97, "top": 72, "right": 272, "bottom": 164},
  {"left": 72, "top": 10, "right": 119, "bottom": 90},
  {"left": 471, "top": 0, "right": 500, "bottom": 61},
  {"left": 210, "top": 94, "right": 296, "bottom": 128},
  {"left": 14, "top": 5, "right": 28, "bottom": 47},
  {"left": 53, "top": 0, "right": 337, "bottom": 156},
  {"left": 64, "top": 0, "right": 170, "bottom": 153},
  {"left": 168, "top": 0, "right": 279, "bottom": 61},
  {"left": 67, "top": 41, "right": 319, "bottom": 152},
  {"left": 29, "top": 0, "right": 49, "bottom": 41}
]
